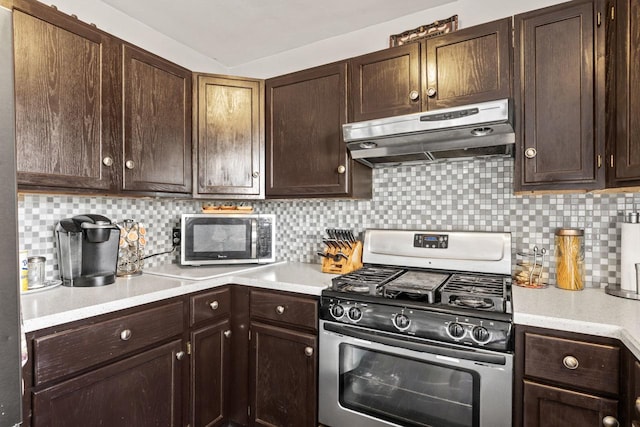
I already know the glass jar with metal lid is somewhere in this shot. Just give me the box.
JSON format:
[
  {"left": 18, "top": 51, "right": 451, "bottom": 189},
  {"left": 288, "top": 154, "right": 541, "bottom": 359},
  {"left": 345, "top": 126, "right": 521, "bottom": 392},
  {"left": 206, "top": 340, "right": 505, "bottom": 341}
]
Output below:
[{"left": 554, "top": 228, "right": 585, "bottom": 291}]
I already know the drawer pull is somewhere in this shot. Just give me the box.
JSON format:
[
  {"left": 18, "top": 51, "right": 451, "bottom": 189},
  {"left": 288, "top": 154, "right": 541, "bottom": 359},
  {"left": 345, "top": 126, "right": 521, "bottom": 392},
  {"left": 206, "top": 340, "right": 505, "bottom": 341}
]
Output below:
[
  {"left": 176, "top": 351, "right": 185, "bottom": 361},
  {"left": 120, "top": 329, "right": 132, "bottom": 341},
  {"left": 562, "top": 355, "right": 579, "bottom": 370},
  {"left": 276, "top": 305, "right": 285, "bottom": 315},
  {"left": 209, "top": 301, "right": 219, "bottom": 310},
  {"left": 602, "top": 416, "right": 619, "bottom": 427},
  {"left": 224, "top": 330, "right": 232, "bottom": 338},
  {"left": 304, "top": 346, "right": 314, "bottom": 357},
  {"left": 635, "top": 397, "right": 640, "bottom": 414}
]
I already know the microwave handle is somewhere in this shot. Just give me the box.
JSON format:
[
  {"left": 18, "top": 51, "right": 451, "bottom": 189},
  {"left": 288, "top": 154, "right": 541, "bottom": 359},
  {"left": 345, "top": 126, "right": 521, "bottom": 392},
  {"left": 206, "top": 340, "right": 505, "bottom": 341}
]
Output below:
[{"left": 251, "top": 219, "right": 258, "bottom": 259}]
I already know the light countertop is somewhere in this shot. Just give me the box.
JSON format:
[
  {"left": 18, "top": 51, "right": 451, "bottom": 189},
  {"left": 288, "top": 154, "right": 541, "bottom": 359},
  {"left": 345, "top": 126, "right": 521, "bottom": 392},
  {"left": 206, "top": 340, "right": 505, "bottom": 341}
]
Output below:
[
  {"left": 21, "top": 262, "right": 640, "bottom": 360},
  {"left": 513, "top": 285, "right": 640, "bottom": 359},
  {"left": 21, "top": 262, "right": 335, "bottom": 333}
]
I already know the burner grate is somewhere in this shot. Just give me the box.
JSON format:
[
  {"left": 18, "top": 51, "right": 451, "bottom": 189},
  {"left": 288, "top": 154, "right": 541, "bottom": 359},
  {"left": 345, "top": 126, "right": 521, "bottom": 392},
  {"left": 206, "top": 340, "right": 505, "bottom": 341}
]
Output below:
[
  {"left": 442, "top": 274, "right": 505, "bottom": 297},
  {"left": 332, "top": 266, "right": 405, "bottom": 292}
]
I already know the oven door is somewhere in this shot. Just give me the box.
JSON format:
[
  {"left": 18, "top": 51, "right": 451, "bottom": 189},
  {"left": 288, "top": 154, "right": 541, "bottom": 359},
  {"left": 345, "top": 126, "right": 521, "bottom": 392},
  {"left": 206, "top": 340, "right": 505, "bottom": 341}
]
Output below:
[{"left": 318, "top": 320, "right": 513, "bottom": 427}]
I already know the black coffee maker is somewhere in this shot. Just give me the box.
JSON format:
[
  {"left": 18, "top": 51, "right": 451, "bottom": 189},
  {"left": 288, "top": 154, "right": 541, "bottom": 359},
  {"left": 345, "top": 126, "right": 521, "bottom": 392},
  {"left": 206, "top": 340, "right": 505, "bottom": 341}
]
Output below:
[{"left": 55, "top": 214, "right": 120, "bottom": 287}]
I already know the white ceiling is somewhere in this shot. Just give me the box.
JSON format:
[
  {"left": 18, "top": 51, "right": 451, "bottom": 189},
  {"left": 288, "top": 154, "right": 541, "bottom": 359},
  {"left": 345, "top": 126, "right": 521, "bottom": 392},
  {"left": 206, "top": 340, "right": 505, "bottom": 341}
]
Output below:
[{"left": 99, "top": 0, "right": 456, "bottom": 68}]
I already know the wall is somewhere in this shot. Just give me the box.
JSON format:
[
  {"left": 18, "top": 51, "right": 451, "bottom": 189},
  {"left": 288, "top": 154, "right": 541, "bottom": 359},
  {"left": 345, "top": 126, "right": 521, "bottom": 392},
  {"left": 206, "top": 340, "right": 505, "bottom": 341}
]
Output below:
[
  {"left": 19, "top": 158, "right": 628, "bottom": 288},
  {"left": 39, "top": 0, "right": 567, "bottom": 78}
]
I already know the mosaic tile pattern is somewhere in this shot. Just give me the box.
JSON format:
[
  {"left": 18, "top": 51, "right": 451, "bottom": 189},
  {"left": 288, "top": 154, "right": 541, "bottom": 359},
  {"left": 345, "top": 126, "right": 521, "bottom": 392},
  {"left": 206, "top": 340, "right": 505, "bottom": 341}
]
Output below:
[{"left": 17, "top": 158, "right": 631, "bottom": 288}]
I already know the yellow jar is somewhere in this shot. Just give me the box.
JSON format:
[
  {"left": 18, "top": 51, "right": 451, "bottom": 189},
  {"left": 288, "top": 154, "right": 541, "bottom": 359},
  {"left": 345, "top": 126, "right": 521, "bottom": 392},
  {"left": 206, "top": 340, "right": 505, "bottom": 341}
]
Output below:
[{"left": 555, "top": 228, "right": 585, "bottom": 291}]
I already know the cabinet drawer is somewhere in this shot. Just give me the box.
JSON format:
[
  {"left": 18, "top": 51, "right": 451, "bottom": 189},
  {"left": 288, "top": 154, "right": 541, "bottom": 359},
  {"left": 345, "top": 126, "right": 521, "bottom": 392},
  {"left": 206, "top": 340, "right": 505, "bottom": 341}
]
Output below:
[
  {"left": 33, "top": 302, "right": 184, "bottom": 386},
  {"left": 250, "top": 290, "right": 317, "bottom": 331},
  {"left": 190, "top": 287, "right": 231, "bottom": 325},
  {"left": 524, "top": 332, "right": 620, "bottom": 395}
]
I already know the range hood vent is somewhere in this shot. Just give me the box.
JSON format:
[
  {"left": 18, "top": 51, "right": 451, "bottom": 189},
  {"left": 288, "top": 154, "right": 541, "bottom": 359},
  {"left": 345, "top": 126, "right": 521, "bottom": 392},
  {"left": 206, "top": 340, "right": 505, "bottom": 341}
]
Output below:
[{"left": 343, "top": 99, "right": 515, "bottom": 168}]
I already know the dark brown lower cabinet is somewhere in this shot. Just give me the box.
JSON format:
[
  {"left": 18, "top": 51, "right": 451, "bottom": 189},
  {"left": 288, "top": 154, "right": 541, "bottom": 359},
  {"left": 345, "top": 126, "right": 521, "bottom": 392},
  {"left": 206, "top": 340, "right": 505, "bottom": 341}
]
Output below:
[
  {"left": 249, "top": 322, "right": 317, "bottom": 427},
  {"left": 523, "top": 380, "right": 618, "bottom": 426},
  {"left": 191, "top": 318, "right": 231, "bottom": 427},
  {"left": 32, "top": 340, "right": 183, "bottom": 427}
]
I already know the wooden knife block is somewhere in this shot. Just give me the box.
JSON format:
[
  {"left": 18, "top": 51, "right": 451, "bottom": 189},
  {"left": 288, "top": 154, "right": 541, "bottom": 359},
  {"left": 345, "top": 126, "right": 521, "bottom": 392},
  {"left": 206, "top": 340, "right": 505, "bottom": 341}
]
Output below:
[{"left": 321, "top": 241, "right": 363, "bottom": 274}]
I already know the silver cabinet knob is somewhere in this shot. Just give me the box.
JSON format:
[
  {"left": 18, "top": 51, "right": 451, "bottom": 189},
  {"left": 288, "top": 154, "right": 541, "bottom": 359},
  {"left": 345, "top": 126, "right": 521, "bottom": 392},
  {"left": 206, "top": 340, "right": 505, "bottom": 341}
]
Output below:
[
  {"left": 426, "top": 87, "right": 437, "bottom": 97},
  {"left": 524, "top": 148, "right": 537, "bottom": 159},
  {"left": 252, "top": 171, "right": 260, "bottom": 178},
  {"left": 562, "top": 355, "right": 579, "bottom": 370},
  {"left": 120, "top": 329, "right": 132, "bottom": 341},
  {"left": 275, "top": 305, "right": 285, "bottom": 315},
  {"left": 224, "top": 330, "right": 232, "bottom": 338},
  {"left": 337, "top": 165, "right": 346, "bottom": 174},
  {"left": 176, "top": 351, "right": 185, "bottom": 360},
  {"left": 635, "top": 397, "right": 640, "bottom": 414},
  {"left": 209, "top": 301, "right": 219, "bottom": 310},
  {"left": 602, "top": 416, "right": 619, "bottom": 427},
  {"left": 304, "top": 346, "right": 314, "bottom": 357},
  {"left": 102, "top": 156, "right": 114, "bottom": 167},
  {"left": 125, "top": 160, "right": 135, "bottom": 170},
  {"left": 409, "top": 90, "right": 419, "bottom": 101}
]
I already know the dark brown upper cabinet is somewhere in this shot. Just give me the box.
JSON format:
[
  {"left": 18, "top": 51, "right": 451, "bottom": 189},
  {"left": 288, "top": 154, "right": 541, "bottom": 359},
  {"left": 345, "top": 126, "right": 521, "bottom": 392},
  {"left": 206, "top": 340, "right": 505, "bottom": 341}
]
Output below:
[
  {"left": 608, "top": 0, "right": 640, "bottom": 187},
  {"left": 348, "top": 18, "right": 512, "bottom": 122},
  {"left": 193, "top": 74, "right": 264, "bottom": 198},
  {"left": 122, "top": 45, "right": 192, "bottom": 194},
  {"left": 423, "top": 18, "right": 512, "bottom": 110},
  {"left": 13, "top": 1, "right": 121, "bottom": 192},
  {"left": 266, "top": 62, "right": 372, "bottom": 198},
  {"left": 514, "top": 0, "right": 606, "bottom": 192}
]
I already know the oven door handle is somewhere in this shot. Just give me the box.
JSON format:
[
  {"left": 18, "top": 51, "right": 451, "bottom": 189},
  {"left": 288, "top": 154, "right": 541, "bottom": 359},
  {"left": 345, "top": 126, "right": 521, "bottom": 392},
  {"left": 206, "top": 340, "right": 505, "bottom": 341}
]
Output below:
[{"left": 323, "top": 323, "right": 507, "bottom": 365}]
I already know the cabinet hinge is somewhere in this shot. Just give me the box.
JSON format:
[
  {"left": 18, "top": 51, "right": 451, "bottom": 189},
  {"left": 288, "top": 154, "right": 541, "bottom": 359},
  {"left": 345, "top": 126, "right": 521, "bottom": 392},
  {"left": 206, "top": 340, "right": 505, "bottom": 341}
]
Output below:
[
  {"left": 248, "top": 406, "right": 251, "bottom": 417},
  {"left": 186, "top": 341, "right": 192, "bottom": 355},
  {"left": 597, "top": 11, "right": 602, "bottom": 27},
  {"left": 249, "top": 330, "right": 252, "bottom": 341},
  {"left": 597, "top": 155, "right": 602, "bottom": 168},
  {"left": 610, "top": 155, "right": 615, "bottom": 168},
  {"left": 611, "top": 5, "right": 615, "bottom": 21}
]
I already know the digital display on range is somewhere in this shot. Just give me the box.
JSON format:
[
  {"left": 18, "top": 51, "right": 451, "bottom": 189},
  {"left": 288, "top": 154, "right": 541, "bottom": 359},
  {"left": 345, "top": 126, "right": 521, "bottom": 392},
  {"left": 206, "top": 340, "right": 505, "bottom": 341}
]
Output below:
[{"left": 413, "top": 234, "right": 448, "bottom": 249}]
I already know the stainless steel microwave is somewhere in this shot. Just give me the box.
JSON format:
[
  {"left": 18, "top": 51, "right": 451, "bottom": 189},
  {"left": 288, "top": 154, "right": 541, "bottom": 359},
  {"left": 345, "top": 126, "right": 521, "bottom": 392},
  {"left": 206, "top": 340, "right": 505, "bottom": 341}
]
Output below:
[{"left": 180, "top": 213, "right": 275, "bottom": 266}]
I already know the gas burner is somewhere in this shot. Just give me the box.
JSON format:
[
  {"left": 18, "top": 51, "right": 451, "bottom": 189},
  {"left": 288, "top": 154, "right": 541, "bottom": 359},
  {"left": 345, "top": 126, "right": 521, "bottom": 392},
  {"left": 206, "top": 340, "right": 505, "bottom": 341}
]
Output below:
[
  {"left": 341, "top": 284, "right": 370, "bottom": 293},
  {"left": 451, "top": 297, "right": 495, "bottom": 310}
]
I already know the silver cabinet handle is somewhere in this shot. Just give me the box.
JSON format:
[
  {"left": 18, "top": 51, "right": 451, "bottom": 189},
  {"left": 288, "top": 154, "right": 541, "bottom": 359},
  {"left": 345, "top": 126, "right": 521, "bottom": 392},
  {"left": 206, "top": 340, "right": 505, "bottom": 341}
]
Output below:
[
  {"left": 120, "top": 329, "right": 132, "bottom": 341},
  {"left": 275, "top": 305, "right": 285, "bottom": 315},
  {"left": 102, "top": 156, "right": 113, "bottom": 167},
  {"left": 426, "top": 87, "right": 437, "bottom": 97},
  {"left": 176, "top": 351, "right": 185, "bottom": 360},
  {"left": 562, "top": 355, "right": 579, "bottom": 370},
  {"left": 125, "top": 160, "right": 135, "bottom": 170},
  {"left": 337, "top": 165, "right": 346, "bottom": 174},
  {"left": 409, "top": 90, "right": 419, "bottom": 101},
  {"left": 304, "top": 346, "right": 314, "bottom": 357},
  {"left": 602, "top": 416, "right": 619, "bottom": 427},
  {"left": 224, "top": 330, "right": 232, "bottom": 338},
  {"left": 209, "top": 301, "right": 219, "bottom": 310},
  {"left": 524, "top": 148, "right": 537, "bottom": 159},
  {"left": 252, "top": 171, "right": 260, "bottom": 178}
]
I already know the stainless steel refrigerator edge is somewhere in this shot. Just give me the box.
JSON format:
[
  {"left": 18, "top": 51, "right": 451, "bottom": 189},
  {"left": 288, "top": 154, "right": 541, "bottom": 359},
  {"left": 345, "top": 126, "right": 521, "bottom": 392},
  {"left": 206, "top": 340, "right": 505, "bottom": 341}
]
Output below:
[{"left": 0, "top": 4, "right": 23, "bottom": 426}]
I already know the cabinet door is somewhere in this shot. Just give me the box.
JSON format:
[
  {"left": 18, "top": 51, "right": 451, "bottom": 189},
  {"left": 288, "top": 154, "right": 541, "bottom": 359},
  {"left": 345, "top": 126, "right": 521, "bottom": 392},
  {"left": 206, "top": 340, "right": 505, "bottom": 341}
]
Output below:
[
  {"left": 349, "top": 43, "right": 421, "bottom": 121},
  {"left": 631, "top": 358, "right": 640, "bottom": 426},
  {"left": 249, "top": 322, "right": 317, "bottom": 427},
  {"left": 13, "top": 4, "right": 120, "bottom": 192},
  {"left": 194, "top": 75, "right": 264, "bottom": 198},
  {"left": 609, "top": 0, "right": 640, "bottom": 186},
  {"left": 523, "top": 380, "right": 618, "bottom": 427},
  {"left": 32, "top": 340, "right": 184, "bottom": 427},
  {"left": 266, "top": 62, "right": 371, "bottom": 198},
  {"left": 191, "top": 319, "right": 231, "bottom": 427},
  {"left": 424, "top": 18, "right": 512, "bottom": 110},
  {"left": 123, "top": 45, "right": 192, "bottom": 194},
  {"left": 514, "top": 0, "right": 606, "bottom": 191}
]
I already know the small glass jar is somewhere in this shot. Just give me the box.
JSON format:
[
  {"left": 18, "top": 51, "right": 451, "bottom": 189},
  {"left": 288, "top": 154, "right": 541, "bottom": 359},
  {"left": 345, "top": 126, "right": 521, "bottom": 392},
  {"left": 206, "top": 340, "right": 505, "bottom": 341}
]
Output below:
[{"left": 555, "top": 228, "right": 585, "bottom": 291}]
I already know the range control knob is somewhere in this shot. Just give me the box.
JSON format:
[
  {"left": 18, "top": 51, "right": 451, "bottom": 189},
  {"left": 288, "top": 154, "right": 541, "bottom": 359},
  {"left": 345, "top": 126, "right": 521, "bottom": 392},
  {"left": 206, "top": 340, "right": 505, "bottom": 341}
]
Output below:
[
  {"left": 448, "top": 322, "right": 465, "bottom": 339},
  {"left": 472, "top": 326, "right": 491, "bottom": 344},
  {"left": 392, "top": 313, "right": 411, "bottom": 331},
  {"left": 347, "top": 306, "right": 363, "bottom": 322},
  {"left": 330, "top": 304, "right": 345, "bottom": 319}
]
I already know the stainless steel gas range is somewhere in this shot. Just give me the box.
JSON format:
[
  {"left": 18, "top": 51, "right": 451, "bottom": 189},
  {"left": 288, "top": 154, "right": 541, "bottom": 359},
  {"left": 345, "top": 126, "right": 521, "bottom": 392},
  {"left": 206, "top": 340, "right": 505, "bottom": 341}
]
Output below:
[{"left": 318, "top": 229, "right": 513, "bottom": 427}]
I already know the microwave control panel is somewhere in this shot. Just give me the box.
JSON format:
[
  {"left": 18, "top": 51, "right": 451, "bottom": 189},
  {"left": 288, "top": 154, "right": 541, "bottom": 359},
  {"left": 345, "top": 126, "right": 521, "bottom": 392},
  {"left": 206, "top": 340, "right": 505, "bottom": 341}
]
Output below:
[{"left": 257, "top": 216, "right": 274, "bottom": 259}]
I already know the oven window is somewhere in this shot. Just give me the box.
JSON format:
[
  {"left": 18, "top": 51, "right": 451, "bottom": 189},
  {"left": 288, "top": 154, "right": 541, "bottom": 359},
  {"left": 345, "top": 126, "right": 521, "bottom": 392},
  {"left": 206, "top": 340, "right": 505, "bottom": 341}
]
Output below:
[{"left": 339, "top": 344, "right": 479, "bottom": 427}]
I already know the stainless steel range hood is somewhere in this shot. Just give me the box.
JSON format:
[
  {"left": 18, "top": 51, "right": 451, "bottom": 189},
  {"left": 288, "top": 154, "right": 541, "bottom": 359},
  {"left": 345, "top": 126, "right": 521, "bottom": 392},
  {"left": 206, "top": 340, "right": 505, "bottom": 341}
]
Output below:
[{"left": 343, "top": 98, "right": 514, "bottom": 167}]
